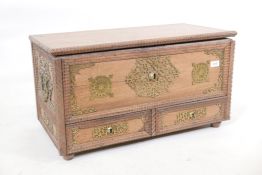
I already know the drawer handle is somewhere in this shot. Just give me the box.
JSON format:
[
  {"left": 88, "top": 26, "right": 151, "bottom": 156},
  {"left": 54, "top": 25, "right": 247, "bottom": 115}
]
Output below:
[
  {"left": 190, "top": 112, "right": 195, "bottom": 118},
  {"left": 107, "top": 127, "right": 113, "bottom": 134},
  {"left": 148, "top": 72, "right": 157, "bottom": 80}
]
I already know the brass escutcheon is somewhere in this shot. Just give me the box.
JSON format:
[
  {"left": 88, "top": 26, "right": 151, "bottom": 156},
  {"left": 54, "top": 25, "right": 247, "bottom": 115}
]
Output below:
[
  {"left": 148, "top": 72, "right": 157, "bottom": 81},
  {"left": 107, "top": 127, "right": 113, "bottom": 134},
  {"left": 190, "top": 112, "right": 195, "bottom": 118}
]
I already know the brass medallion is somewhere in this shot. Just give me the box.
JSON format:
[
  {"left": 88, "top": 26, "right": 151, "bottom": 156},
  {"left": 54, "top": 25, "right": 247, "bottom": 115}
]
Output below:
[
  {"left": 88, "top": 75, "right": 114, "bottom": 100},
  {"left": 38, "top": 53, "right": 53, "bottom": 103},
  {"left": 125, "top": 56, "right": 179, "bottom": 98},
  {"left": 192, "top": 62, "right": 209, "bottom": 84}
]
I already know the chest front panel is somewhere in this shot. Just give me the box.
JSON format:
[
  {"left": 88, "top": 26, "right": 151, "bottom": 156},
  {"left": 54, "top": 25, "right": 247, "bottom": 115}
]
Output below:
[
  {"left": 62, "top": 39, "right": 232, "bottom": 122},
  {"left": 63, "top": 39, "right": 231, "bottom": 122}
]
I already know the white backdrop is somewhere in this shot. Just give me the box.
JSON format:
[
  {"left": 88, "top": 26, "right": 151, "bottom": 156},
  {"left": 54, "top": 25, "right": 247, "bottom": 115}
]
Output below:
[{"left": 0, "top": 0, "right": 262, "bottom": 175}]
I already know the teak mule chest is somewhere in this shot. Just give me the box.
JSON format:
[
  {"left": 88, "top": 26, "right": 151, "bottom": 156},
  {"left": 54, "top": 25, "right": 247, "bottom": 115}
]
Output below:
[{"left": 29, "top": 24, "right": 237, "bottom": 160}]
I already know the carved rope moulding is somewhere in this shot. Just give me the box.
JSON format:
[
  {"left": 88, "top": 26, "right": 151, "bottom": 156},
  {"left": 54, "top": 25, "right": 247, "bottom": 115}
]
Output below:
[{"left": 125, "top": 56, "right": 180, "bottom": 98}]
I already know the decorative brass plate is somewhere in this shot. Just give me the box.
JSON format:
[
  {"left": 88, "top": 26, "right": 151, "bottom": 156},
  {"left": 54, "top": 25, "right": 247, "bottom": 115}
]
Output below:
[
  {"left": 192, "top": 61, "right": 209, "bottom": 84},
  {"left": 88, "top": 75, "right": 113, "bottom": 100},
  {"left": 203, "top": 49, "right": 225, "bottom": 94},
  {"left": 125, "top": 56, "right": 179, "bottom": 98},
  {"left": 174, "top": 107, "right": 207, "bottom": 125},
  {"left": 71, "top": 128, "right": 79, "bottom": 144},
  {"left": 92, "top": 122, "right": 128, "bottom": 139},
  {"left": 69, "top": 63, "right": 97, "bottom": 116}
]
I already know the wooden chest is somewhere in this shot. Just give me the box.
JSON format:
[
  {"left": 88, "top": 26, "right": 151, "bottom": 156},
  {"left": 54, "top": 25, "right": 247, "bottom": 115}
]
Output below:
[{"left": 29, "top": 24, "right": 237, "bottom": 160}]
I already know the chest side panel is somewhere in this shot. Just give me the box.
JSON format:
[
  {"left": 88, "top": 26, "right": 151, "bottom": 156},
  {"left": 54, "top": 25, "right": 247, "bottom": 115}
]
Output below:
[{"left": 32, "top": 44, "right": 61, "bottom": 148}]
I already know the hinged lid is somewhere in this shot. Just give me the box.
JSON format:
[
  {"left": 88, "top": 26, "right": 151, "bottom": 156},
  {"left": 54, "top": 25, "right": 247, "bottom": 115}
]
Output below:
[{"left": 29, "top": 23, "right": 236, "bottom": 56}]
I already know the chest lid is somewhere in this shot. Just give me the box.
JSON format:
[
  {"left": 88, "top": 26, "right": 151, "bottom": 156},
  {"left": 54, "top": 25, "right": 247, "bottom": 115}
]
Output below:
[{"left": 29, "top": 23, "right": 236, "bottom": 56}]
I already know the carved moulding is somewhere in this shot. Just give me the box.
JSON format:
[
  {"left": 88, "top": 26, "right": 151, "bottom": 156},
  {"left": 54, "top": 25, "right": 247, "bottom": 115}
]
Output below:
[
  {"left": 125, "top": 56, "right": 179, "bottom": 98},
  {"left": 69, "top": 63, "right": 97, "bottom": 116},
  {"left": 203, "top": 49, "right": 225, "bottom": 94}
]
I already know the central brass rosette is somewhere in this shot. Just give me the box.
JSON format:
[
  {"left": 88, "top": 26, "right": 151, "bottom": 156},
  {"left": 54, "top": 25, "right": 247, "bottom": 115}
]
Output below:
[
  {"left": 125, "top": 56, "right": 179, "bottom": 98},
  {"left": 88, "top": 75, "right": 113, "bottom": 100}
]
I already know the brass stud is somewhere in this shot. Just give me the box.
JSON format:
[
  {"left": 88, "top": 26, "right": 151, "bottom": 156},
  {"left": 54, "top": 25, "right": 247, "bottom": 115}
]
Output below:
[
  {"left": 148, "top": 72, "right": 156, "bottom": 80},
  {"left": 190, "top": 112, "right": 195, "bottom": 118},
  {"left": 107, "top": 127, "right": 113, "bottom": 134}
]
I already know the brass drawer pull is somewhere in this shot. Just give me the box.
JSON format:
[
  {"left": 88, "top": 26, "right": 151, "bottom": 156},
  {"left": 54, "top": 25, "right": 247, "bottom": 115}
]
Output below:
[
  {"left": 148, "top": 72, "right": 157, "bottom": 80},
  {"left": 107, "top": 127, "right": 113, "bottom": 134},
  {"left": 189, "top": 112, "right": 195, "bottom": 118}
]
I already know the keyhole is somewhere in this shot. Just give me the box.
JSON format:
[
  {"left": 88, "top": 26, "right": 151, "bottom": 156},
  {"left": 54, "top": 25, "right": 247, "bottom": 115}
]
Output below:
[
  {"left": 107, "top": 127, "right": 113, "bottom": 134},
  {"left": 149, "top": 72, "right": 157, "bottom": 80}
]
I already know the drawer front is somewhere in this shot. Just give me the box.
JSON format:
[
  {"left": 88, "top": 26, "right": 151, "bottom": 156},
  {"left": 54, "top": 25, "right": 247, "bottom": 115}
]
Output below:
[
  {"left": 155, "top": 98, "right": 227, "bottom": 135},
  {"left": 66, "top": 110, "right": 152, "bottom": 154},
  {"left": 63, "top": 39, "right": 233, "bottom": 121}
]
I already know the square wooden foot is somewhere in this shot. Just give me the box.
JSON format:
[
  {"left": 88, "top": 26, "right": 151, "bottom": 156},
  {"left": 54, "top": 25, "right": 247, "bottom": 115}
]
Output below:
[
  {"left": 63, "top": 154, "right": 75, "bottom": 160},
  {"left": 211, "top": 122, "right": 221, "bottom": 128}
]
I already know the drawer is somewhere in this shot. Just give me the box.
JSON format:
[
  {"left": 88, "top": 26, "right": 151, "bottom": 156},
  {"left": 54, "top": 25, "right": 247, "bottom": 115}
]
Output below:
[
  {"left": 155, "top": 97, "right": 228, "bottom": 135},
  {"left": 63, "top": 39, "right": 233, "bottom": 121},
  {"left": 66, "top": 110, "right": 152, "bottom": 154}
]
